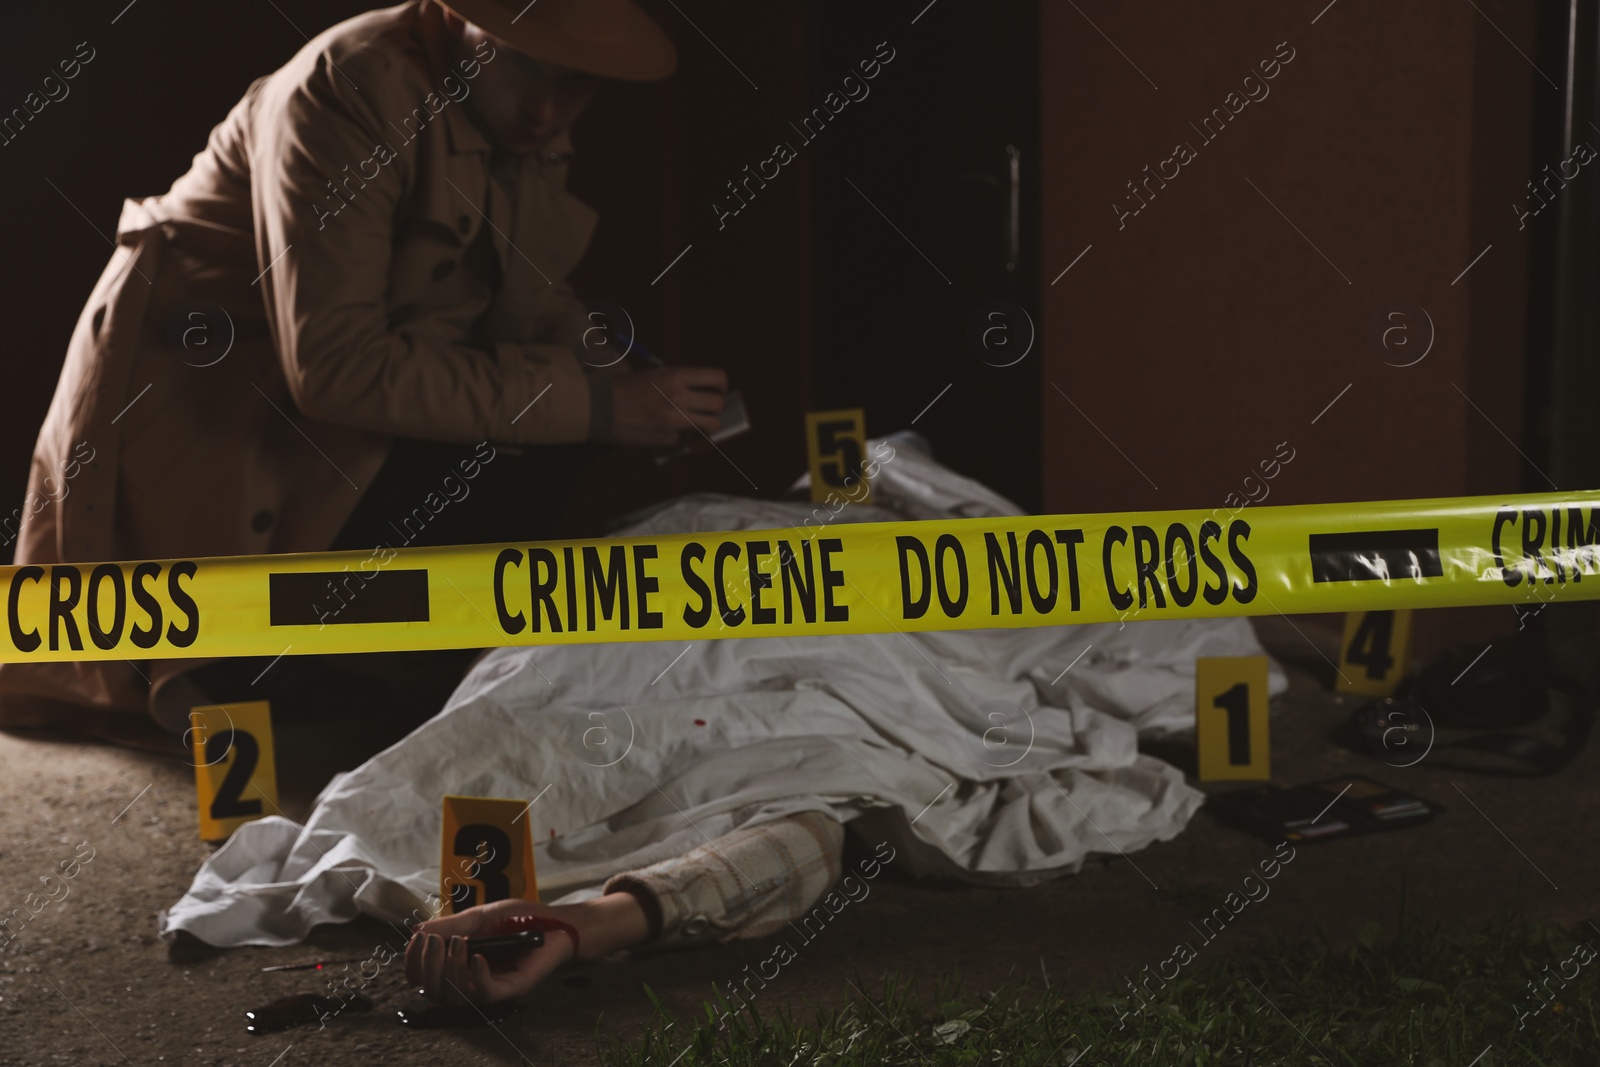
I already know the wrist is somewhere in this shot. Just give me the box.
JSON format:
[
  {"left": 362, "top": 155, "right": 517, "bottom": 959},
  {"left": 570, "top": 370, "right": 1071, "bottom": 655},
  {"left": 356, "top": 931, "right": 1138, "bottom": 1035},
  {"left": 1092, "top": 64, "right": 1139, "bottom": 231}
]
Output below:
[{"left": 554, "top": 892, "right": 651, "bottom": 961}]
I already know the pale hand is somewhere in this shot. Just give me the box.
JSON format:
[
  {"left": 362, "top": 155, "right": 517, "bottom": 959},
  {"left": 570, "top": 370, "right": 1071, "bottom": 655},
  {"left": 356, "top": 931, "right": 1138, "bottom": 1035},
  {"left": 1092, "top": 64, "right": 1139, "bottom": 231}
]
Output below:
[
  {"left": 404, "top": 894, "right": 649, "bottom": 1006},
  {"left": 609, "top": 366, "right": 727, "bottom": 446}
]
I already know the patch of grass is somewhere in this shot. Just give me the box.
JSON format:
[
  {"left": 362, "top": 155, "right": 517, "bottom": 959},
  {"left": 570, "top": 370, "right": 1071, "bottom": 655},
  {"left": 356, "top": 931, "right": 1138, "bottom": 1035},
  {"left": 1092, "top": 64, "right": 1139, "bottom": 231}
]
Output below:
[{"left": 598, "top": 918, "right": 1600, "bottom": 1066}]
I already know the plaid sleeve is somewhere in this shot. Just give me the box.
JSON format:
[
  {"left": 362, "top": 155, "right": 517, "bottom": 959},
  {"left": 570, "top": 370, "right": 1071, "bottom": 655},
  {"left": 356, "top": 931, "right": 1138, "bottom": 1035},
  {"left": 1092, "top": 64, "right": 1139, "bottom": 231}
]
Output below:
[{"left": 603, "top": 810, "right": 844, "bottom": 952}]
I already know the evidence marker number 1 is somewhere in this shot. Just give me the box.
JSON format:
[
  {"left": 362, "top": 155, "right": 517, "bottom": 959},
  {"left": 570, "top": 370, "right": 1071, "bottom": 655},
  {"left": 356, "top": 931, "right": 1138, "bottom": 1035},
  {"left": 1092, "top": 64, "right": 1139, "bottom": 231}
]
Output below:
[{"left": 1195, "top": 656, "right": 1271, "bottom": 782}]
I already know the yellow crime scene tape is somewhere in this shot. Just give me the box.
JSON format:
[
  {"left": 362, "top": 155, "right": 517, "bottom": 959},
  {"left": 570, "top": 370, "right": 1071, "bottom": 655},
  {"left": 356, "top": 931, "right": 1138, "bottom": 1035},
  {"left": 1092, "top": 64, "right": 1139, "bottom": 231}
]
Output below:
[{"left": 3, "top": 491, "right": 1597, "bottom": 663}]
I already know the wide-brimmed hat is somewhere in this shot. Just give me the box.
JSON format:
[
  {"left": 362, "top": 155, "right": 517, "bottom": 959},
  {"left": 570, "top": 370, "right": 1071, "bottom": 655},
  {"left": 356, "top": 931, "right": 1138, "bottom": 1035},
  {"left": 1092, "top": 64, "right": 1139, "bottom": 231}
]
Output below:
[{"left": 436, "top": 0, "right": 676, "bottom": 80}]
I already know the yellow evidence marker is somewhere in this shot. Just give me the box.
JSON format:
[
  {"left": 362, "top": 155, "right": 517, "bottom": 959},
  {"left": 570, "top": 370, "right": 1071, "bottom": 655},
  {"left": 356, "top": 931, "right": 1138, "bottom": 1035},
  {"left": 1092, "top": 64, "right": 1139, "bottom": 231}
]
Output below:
[
  {"left": 1194, "top": 656, "right": 1271, "bottom": 781},
  {"left": 805, "top": 408, "right": 872, "bottom": 506},
  {"left": 190, "top": 700, "right": 279, "bottom": 840},
  {"left": 439, "top": 795, "right": 540, "bottom": 915},
  {"left": 1335, "top": 609, "right": 1412, "bottom": 696}
]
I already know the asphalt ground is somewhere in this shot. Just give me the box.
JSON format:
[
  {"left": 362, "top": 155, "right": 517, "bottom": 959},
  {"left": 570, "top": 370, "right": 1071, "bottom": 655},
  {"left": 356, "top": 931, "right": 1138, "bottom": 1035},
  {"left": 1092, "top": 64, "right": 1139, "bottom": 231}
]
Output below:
[{"left": 1, "top": 615, "right": 1592, "bottom": 1066}]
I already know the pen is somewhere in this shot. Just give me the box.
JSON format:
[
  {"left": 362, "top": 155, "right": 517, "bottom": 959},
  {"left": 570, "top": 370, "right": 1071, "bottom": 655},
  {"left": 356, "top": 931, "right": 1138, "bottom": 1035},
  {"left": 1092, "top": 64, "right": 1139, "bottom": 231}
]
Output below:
[
  {"left": 614, "top": 331, "right": 664, "bottom": 368},
  {"left": 260, "top": 955, "right": 371, "bottom": 973}
]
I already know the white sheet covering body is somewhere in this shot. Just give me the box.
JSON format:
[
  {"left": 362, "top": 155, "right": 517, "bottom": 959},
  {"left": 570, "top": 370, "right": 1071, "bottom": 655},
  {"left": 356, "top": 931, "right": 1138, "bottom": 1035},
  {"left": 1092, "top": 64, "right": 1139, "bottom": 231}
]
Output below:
[{"left": 160, "top": 438, "right": 1286, "bottom": 946}]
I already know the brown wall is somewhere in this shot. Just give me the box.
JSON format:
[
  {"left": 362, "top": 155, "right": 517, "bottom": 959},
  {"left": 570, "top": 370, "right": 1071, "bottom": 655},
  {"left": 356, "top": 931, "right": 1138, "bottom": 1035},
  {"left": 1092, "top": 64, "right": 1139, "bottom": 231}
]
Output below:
[{"left": 1040, "top": 0, "right": 1545, "bottom": 653}]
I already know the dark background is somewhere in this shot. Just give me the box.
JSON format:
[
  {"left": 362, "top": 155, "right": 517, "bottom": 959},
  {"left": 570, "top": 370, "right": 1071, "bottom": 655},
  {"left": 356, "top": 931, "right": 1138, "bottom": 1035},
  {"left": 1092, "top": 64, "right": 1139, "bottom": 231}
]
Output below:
[
  {"left": 0, "top": 0, "right": 1584, "bottom": 654},
  {"left": 0, "top": 0, "right": 1043, "bottom": 549}
]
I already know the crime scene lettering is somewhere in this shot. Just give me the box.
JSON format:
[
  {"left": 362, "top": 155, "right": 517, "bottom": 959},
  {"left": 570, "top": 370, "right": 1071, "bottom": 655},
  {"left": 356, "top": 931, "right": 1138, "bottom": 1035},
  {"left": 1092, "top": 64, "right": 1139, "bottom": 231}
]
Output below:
[
  {"left": 682, "top": 538, "right": 848, "bottom": 628},
  {"left": 7, "top": 561, "right": 199, "bottom": 653},
  {"left": 495, "top": 543, "right": 664, "bottom": 634},
  {"left": 10, "top": 493, "right": 1600, "bottom": 663},
  {"left": 1492, "top": 507, "right": 1600, "bottom": 587},
  {"left": 1103, "top": 520, "right": 1257, "bottom": 611},
  {"left": 894, "top": 523, "right": 1257, "bottom": 620},
  {"left": 492, "top": 538, "right": 849, "bottom": 634},
  {"left": 896, "top": 529, "right": 1087, "bottom": 619}
]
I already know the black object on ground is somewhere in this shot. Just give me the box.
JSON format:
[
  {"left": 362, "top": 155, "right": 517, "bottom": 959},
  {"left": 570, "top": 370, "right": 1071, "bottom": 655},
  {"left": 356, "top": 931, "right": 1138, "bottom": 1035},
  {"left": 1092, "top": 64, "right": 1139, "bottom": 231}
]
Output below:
[
  {"left": 244, "top": 992, "right": 373, "bottom": 1034},
  {"left": 1344, "top": 631, "right": 1595, "bottom": 777},
  {"left": 1205, "top": 774, "right": 1441, "bottom": 844}
]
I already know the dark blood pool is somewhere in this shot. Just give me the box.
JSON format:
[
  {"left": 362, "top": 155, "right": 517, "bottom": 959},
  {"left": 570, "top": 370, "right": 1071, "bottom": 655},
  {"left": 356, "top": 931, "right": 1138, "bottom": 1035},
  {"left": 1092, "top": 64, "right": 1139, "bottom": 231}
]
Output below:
[
  {"left": 396, "top": 1000, "right": 524, "bottom": 1029},
  {"left": 245, "top": 993, "right": 372, "bottom": 1034}
]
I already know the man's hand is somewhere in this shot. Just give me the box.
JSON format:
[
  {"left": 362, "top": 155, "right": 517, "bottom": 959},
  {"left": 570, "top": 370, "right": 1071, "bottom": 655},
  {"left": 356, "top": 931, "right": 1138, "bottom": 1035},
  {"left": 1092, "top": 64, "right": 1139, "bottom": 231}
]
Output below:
[
  {"left": 405, "top": 899, "right": 576, "bottom": 1006},
  {"left": 404, "top": 891, "right": 651, "bottom": 1006},
  {"left": 610, "top": 367, "right": 727, "bottom": 446}
]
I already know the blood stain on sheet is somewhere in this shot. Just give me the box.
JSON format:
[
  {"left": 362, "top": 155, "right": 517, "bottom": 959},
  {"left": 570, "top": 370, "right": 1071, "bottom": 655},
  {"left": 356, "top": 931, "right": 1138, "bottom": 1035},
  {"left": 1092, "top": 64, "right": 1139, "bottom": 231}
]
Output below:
[{"left": 694, "top": 719, "right": 706, "bottom": 726}]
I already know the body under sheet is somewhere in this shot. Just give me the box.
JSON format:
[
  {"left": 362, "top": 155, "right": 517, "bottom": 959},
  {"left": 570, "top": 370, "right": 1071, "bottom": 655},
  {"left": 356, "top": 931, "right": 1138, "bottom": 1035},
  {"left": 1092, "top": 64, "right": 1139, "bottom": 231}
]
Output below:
[{"left": 160, "top": 438, "right": 1286, "bottom": 946}]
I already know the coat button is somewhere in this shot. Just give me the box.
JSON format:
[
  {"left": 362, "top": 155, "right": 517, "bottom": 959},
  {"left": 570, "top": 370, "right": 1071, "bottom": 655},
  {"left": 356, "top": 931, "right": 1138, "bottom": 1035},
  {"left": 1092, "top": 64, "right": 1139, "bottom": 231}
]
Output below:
[
  {"left": 457, "top": 214, "right": 472, "bottom": 234},
  {"left": 432, "top": 259, "right": 456, "bottom": 280},
  {"left": 683, "top": 917, "right": 709, "bottom": 938},
  {"left": 251, "top": 509, "right": 274, "bottom": 533}
]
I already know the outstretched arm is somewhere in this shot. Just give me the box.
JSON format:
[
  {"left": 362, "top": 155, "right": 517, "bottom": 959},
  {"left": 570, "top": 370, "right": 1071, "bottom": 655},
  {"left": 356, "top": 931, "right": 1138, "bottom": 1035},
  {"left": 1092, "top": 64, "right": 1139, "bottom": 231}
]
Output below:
[
  {"left": 403, "top": 890, "right": 649, "bottom": 1005},
  {"left": 605, "top": 808, "right": 845, "bottom": 950},
  {"left": 405, "top": 810, "right": 845, "bottom": 1005}
]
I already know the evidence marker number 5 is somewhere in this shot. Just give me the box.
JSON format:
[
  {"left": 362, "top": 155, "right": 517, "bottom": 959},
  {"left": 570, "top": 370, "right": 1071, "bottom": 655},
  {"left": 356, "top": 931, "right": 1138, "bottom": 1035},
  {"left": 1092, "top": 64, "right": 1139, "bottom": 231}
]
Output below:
[{"left": 806, "top": 409, "right": 872, "bottom": 506}]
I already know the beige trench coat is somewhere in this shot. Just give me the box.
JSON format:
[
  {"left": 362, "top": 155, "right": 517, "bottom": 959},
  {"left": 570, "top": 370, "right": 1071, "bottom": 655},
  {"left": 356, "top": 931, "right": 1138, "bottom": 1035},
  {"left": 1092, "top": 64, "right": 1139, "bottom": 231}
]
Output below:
[{"left": 0, "top": 1, "right": 617, "bottom": 737}]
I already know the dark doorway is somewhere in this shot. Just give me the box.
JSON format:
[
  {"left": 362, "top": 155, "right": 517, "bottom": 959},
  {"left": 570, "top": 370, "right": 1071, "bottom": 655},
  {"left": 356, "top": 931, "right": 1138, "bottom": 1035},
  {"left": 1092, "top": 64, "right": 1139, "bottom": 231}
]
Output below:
[{"left": 808, "top": 0, "right": 1042, "bottom": 511}]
